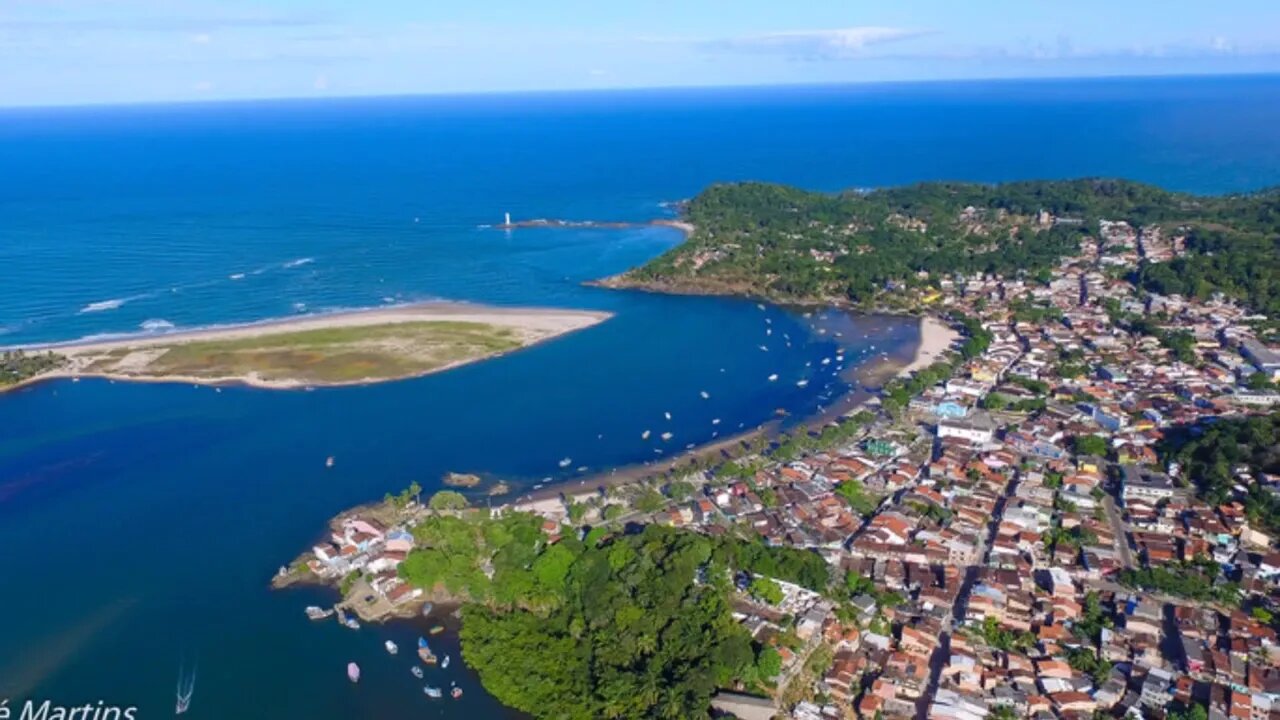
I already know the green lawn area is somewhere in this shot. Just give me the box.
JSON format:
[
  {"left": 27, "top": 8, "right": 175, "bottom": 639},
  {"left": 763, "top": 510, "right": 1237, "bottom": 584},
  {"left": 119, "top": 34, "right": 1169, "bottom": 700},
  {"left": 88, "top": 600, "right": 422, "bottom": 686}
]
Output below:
[{"left": 93, "top": 321, "right": 525, "bottom": 385}]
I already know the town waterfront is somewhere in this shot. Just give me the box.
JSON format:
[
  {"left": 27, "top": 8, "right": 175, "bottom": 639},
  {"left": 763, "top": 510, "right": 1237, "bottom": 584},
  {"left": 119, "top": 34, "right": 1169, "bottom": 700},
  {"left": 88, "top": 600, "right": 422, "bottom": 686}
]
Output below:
[{"left": 3, "top": 75, "right": 1280, "bottom": 717}]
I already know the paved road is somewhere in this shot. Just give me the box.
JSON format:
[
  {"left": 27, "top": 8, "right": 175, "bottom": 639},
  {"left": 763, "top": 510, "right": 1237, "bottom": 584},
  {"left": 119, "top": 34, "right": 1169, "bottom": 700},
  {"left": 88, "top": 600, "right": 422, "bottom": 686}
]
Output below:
[
  {"left": 1102, "top": 493, "right": 1136, "bottom": 569},
  {"left": 915, "top": 473, "right": 1017, "bottom": 719}
]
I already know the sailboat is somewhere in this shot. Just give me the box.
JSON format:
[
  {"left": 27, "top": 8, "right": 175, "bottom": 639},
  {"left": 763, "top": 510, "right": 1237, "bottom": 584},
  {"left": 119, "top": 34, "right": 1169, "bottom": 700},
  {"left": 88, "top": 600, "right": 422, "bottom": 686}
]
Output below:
[
  {"left": 347, "top": 662, "right": 360, "bottom": 683},
  {"left": 175, "top": 661, "right": 196, "bottom": 715}
]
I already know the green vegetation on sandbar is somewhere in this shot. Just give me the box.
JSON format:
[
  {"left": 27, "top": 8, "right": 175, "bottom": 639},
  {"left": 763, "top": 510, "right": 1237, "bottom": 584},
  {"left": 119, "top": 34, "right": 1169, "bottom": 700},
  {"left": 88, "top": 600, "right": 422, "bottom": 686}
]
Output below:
[
  {"left": 84, "top": 321, "right": 524, "bottom": 385},
  {"left": 628, "top": 179, "right": 1280, "bottom": 314},
  {"left": 0, "top": 349, "right": 67, "bottom": 387},
  {"left": 397, "top": 511, "right": 829, "bottom": 719}
]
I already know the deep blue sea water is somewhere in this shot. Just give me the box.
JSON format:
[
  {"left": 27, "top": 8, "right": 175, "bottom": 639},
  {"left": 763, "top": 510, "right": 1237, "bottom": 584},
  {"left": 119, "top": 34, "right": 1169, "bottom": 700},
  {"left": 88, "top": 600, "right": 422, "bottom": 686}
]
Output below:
[{"left": 2, "top": 75, "right": 1280, "bottom": 718}]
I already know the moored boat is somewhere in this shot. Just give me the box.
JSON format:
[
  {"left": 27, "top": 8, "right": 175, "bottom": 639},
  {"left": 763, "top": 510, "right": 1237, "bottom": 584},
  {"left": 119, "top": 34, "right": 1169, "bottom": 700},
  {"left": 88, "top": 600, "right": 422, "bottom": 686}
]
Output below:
[
  {"left": 305, "top": 606, "right": 334, "bottom": 620},
  {"left": 451, "top": 687, "right": 463, "bottom": 699},
  {"left": 411, "top": 666, "right": 424, "bottom": 679},
  {"left": 424, "top": 686, "right": 442, "bottom": 699},
  {"left": 385, "top": 640, "right": 398, "bottom": 655},
  {"left": 347, "top": 663, "right": 360, "bottom": 683},
  {"left": 429, "top": 625, "right": 445, "bottom": 635},
  {"left": 441, "top": 654, "right": 451, "bottom": 669},
  {"left": 417, "top": 637, "right": 438, "bottom": 665},
  {"left": 421, "top": 601, "right": 434, "bottom": 617}
]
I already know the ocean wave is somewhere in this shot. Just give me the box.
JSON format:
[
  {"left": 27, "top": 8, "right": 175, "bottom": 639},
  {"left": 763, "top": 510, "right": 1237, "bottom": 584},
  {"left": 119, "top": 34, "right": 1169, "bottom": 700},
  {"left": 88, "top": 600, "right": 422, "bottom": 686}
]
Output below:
[
  {"left": 229, "top": 273, "right": 246, "bottom": 280},
  {"left": 79, "top": 298, "right": 129, "bottom": 314},
  {"left": 140, "top": 319, "right": 176, "bottom": 333},
  {"left": 282, "top": 257, "right": 314, "bottom": 269}
]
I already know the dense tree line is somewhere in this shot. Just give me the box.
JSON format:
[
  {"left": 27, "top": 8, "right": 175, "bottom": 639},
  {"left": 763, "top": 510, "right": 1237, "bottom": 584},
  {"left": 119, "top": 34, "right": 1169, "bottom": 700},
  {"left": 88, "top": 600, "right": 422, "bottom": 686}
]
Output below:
[
  {"left": 630, "top": 179, "right": 1280, "bottom": 313},
  {"left": 0, "top": 350, "right": 66, "bottom": 386},
  {"left": 455, "top": 525, "right": 781, "bottom": 719},
  {"left": 397, "top": 513, "right": 832, "bottom": 718}
]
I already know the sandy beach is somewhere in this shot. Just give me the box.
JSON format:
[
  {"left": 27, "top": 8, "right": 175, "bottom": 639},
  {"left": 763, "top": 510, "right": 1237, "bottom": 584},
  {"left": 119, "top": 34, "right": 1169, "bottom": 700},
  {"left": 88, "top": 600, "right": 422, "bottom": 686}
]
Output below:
[
  {"left": 6, "top": 302, "right": 611, "bottom": 392},
  {"left": 900, "top": 315, "right": 960, "bottom": 376}
]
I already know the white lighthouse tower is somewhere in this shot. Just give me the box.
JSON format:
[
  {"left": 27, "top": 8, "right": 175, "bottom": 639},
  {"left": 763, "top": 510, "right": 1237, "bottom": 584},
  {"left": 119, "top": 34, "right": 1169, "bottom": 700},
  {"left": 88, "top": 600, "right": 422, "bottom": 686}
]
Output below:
[{"left": 503, "top": 212, "right": 512, "bottom": 227}]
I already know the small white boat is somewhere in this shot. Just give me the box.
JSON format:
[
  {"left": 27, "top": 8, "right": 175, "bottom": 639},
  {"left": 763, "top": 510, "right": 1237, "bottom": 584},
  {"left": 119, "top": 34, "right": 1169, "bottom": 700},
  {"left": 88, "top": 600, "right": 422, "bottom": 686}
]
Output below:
[
  {"left": 451, "top": 687, "right": 463, "bottom": 699},
  {"left": 664, "top": 411, "right": 672, "bottom": 420},
  {"left": 558, "top": 458, "right": 572, "bottom": 468},
  {"left": 347, "top": 663, "right": 360, "bottom": 683},
  {"left": 442, "top": 655, "right": 451, "bottom": 669},
  {"left": 411, "top": 666, "right": 424, "bottom": 679},
  {"left": 660, "top": 432, "right": 673, "bottom": 441},
  {"left": 425, "top": 686, "right": 443, "bottom": 699},
  {"left": 699, "top": 391, "right": 710, "bottom": 399},
  {"left": 766, "top": 328, "right": 772, "bottom": 336},
  {"left": 642, "top": 430, "right": 651, "bottom": 440},
  {"left": 305, "top": 606, "right": 334, "bottom": 620},
  {"left": 796, "top": 380, "right": 809, "bottom": 387},
  {"left": 821, "top": 358, "right": 831, "bottom": 365},
  {"left": 385, "top": 640, "right": 398, "bottom": 655},
  {"left": 758, "top": 345, "right": 769, "bottom": 352},
  {"left": 711, "top": 418, "right": 721, "bottom": 425},
  {"left": 325, "top": 456, "right": 335, "bottom": 468},
  {"left": 768, "top": 374, "right": 778, "bottom": 382}
]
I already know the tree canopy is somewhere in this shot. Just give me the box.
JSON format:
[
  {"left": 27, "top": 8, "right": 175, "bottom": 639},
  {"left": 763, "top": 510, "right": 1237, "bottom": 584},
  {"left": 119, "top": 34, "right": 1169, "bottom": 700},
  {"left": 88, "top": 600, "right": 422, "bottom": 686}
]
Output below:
[
  {"left": 626, "top": 179, "right": 1280, "bottom": 315},
  {"left": 459, "top": 525, "right": 767, "bottom": 719}
]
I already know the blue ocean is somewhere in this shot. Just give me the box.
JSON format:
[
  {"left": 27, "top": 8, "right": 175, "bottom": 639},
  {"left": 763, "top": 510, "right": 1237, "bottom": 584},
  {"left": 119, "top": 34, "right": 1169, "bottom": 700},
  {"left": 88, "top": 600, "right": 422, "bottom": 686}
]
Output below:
[{"left": 2, "top": 75, "right": 1279, "bottom": 718}]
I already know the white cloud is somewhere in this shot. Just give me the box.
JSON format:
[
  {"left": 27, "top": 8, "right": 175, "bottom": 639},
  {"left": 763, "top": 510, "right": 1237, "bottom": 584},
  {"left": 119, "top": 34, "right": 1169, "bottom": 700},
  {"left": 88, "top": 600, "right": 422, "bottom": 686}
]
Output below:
[{"left": 702, "top": 27, "right": 930, "bottom": 60}]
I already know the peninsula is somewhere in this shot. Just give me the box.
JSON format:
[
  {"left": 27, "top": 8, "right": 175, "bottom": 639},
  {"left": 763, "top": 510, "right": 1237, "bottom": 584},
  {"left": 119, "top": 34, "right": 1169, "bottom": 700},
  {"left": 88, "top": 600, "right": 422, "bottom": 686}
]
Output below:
[{"left": 5, "top": 303, "right": 610, "bottom": 391}]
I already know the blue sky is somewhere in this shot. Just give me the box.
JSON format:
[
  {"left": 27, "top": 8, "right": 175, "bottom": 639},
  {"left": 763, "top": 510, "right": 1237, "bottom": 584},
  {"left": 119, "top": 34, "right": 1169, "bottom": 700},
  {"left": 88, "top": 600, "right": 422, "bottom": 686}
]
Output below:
[{"left": 2, "top": 0, "right": 1279, "bottom": 106}]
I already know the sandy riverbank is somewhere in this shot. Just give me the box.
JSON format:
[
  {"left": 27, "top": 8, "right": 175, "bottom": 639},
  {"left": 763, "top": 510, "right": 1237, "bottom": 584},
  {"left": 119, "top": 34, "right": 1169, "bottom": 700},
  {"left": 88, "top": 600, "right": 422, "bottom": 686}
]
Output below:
[
  {"left": 900, "top": 315, "right": 960, "bottom": 376},
  {"left": 5, "top": 302, "right": 611, "bottom": 392}
]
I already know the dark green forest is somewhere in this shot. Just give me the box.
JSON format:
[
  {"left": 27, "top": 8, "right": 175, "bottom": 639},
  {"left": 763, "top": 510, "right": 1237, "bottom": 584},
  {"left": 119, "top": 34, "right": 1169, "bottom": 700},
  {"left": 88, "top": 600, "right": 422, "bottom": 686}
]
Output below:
[
  {"left": 1162, "top": 413, "right": 1280, "bottom": 532},
  {"left": 628, "top": 179, "right": 1280, "bottom": 313},
  {"left": 399, "top": 513, "right": 830, "bottom": 719}
]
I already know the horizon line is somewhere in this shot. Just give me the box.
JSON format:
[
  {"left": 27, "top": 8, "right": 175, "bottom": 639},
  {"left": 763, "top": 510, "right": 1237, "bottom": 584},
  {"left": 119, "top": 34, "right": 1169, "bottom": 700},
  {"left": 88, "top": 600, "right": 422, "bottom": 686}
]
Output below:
[{"left": 3, "top": 69, "right": 1278, "bottom": 113}]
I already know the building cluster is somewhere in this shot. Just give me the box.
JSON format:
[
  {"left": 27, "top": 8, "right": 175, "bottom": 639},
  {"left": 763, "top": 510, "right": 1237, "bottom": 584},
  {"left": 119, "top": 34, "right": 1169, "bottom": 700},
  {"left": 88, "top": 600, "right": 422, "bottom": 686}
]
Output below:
[
  {"left": 691, "top": 212, "right": 1280, "bottom": 719},
  {"left": 305, "top": 513, "right": 425, "bottom": 607}
]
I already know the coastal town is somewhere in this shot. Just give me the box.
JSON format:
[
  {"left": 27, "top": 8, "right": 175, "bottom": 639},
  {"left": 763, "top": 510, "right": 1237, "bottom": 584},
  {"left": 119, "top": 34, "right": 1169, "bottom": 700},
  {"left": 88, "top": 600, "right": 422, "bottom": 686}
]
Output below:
[{"left": 279, "top": 205, "right": 1280, "bottom": 720}]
